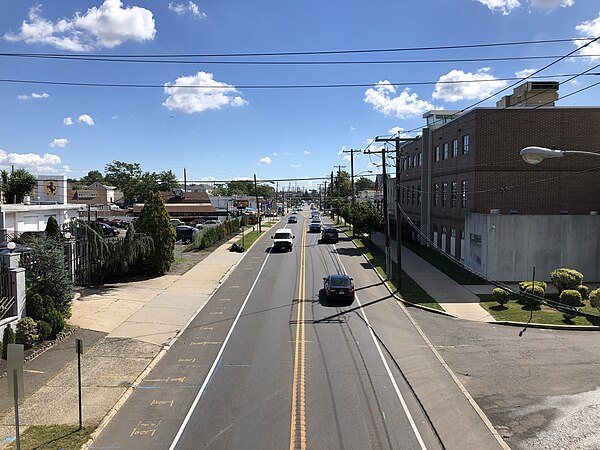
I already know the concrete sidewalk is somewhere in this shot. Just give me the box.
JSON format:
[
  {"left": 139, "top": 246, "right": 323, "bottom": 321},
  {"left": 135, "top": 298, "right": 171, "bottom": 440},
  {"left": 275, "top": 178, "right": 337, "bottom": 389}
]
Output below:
[
  {"left": 369, "top": 232, "right": 495, "bottom": 321},
  {"left": 0, "top": 223, "right": 277, "bottom": 447}
]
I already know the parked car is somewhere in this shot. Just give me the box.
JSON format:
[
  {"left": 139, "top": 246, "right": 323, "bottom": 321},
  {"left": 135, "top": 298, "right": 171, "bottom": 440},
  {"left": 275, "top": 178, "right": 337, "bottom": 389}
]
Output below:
[
  {"left": 288, "top": 216, "right": 298, "bottom": 224},
  {"left": 323, "top": 274, "right": 355, "bottom": 305},
  {"left": 175, "top": 225, "right": 198, "bottom": 244},
  {"left": 321, "top": 227, "right": 339, "bottom": 243},
  {"left": 98, "top": 222, "right": 119, "bottom": 237},
  {"left": 203, "top": 219, "right": 222, "bottom": 227}
]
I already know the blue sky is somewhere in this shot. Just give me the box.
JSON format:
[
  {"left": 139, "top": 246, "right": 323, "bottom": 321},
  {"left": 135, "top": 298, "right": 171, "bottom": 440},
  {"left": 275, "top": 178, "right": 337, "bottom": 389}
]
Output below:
[{"left": 0, "top": 0, "right": 599, "bottom": 188}]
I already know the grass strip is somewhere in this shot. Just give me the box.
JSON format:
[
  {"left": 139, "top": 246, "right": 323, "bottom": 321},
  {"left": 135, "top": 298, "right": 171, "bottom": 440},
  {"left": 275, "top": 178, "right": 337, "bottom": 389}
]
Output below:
[
  {"left": 236, "top": 229, "right": 262, "bottom": 248},
  {"left": 353, "top": 237, "right": 443, "bottom": 311},
  {"left": 6, "top": 424, "right": 95, "bottom": 450},
  {"left": 403, "top": 240, "right": 487, "bottom": 285},
  {"left": 479, "top": 294, "right": 600, "bottom": 326}
]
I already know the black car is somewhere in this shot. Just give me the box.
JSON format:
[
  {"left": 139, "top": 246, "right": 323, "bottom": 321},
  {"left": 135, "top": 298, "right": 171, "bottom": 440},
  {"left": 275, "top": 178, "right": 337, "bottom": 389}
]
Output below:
[
  {"left": 175, "top": 225, "right": 198, "bottom": 244},
  {"left": 288, "top": 216, "right": 298, "bottom": 224},
  {"left": 309, "top": 220, "right": 322, "bottom": 233},
  {"left": 323, "top": 274, "right": 355, "bottom": 305},
  {"left": 321, "top": 227, "right": 339, "bottom": 243},
  {"left": 98, "top": 222, "right": 119, "bottom": 237}
]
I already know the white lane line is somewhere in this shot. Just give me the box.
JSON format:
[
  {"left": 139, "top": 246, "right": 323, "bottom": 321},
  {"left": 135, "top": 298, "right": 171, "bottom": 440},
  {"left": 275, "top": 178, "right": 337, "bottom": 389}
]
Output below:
[
  {"left": 168, "top": 250, "right": 272, "bottom": 450},
  {"left": 333, "top": 245, "right": 428, "bottom": 450}
]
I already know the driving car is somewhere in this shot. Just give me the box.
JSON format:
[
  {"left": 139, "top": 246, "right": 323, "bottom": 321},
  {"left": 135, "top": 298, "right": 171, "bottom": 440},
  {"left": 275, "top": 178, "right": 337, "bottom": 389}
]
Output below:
[
  {"left": 287, "top": 216, "right": 298, "bottom": 224},
  {"left": 309, "top": 220, "right": 322, "bottom": 233},
  {"left": 323, "top": 274, "right": 355, "bottom": 305},
  {"left": 321, "top": 227, "right": 339, "bottom": 243},
  {"left": 175, "top": 225, "right": 198, "bottom": 244},
  {"left": 271, "top": 228, "right": 295, "bottom": 252}
]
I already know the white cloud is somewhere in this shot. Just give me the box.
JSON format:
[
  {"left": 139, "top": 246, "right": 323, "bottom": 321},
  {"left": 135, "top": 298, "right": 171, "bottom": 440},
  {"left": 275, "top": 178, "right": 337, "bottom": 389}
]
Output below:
[
  {"left": 78, "top": 114, "right": 95, "bottom": 126},
  {"left": 17, "top": 92, "right": 49, "bottom": 100},
  {"left": 350, "top": 126, "right": 356, "bottom": 131},
  {"left": 515, "top": 68, "right": 537, "bottom": 78},
  {"left": 4, "top": 1, "right": 155, "bottom": 51},
  {"left": 112, "top": 115, "right": 118, "bottom": 119},
  {"left": 49, "top": 138, "right": 68, "bottom": 148},
  {"left": 530, "top": 0, "right": 574, "bottom": 8},
  {"left": 259, "top": 156, "right": 272, "bottom": 165},
  {"left": 575, "top": 14, "right": 600, "bottom": 60},
  {"left": 163, "top": 71, "right": 248, "bottom": 114},
  {"left": 290, "top": 164, "right": 302, "bottom": 168},
  {"left": 63, "top": 117, "right": 74, "bottom": 126},
  {"left": 303, "top": 150, "right": 310, "bottom": 156},
  {"left": 169, "top": 1, "right": 206, "bottom": 18},
  {"left": 474, "top": 0, "right": 520, "bottom": 14},
  {"left": 338, "top": 146, "right": 346, "bottom": 155},
  {"left": 283, "top": 152, "right": 293, "bottom": 156},
  {"left": 0, "top": 149, "right": 69, "bottom": 174},
  {"left": 432, "top": 68, "right": 507, "bottom": 102},
  {"left": 364, "top": 82, "right": 434, "bottom": 118},
  {"left": 272, "top": 152, "right": 278, "bottom": 156}
]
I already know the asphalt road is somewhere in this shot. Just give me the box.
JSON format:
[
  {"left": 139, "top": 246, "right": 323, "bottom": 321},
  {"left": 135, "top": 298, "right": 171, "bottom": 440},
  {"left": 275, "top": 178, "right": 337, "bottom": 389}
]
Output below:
[{"left": 91, "top": 212, "right": 503, "bottom": 450}]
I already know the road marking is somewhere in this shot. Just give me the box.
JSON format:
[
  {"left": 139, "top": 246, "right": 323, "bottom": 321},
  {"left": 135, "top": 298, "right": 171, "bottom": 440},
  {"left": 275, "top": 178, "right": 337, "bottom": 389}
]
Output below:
[
  {"left": 130, "top": 420, "right": 160, "bottom": 437},
  {"left": 210, "top": 311, "right": 223, "bottom": 315},
  {"left": 200, "top": 326, "right": 213, "bottom": 330},
  {"left": 168, "top": 244, "right": 273, "bottom": 450},
  {"left": 290, "top": 221, "right": 307, "bottom": 450},
  {"left": 24, "top": 369, "right": 44, "bottom": 374},
  {"left": 190, "top": 341, "right": 223, "bottom": 346},
  {"left": 178, "top": 358, "right": 196, "bottom": 363},
  {"left": 333, "top": 249, "right": 428, "bottom": 450},
  {"left": 151, "top": 400, "right": 174, "bottom": 407}
]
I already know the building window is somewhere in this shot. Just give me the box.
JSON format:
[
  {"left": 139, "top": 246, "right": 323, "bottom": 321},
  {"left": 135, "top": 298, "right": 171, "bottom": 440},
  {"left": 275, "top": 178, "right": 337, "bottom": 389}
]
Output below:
[
  {"left": 451, "top": 181, "right": 457, "bottom": 208},
  {"left": 435, "top": 146, "right": 440, "bottom": 162},
  {"left": 411, "top": 154, "right": 416, "bottom": 168},
  {"left": 443, "top": 142, "right": 449, "bottom": 160},
  {"left": 463, "top": 135, "right": 470, "bottom": 154},
  {"left": 452, "top": 139, "right": 458, "bottom": 158},
  {"left": 461, "top": 180, "right": 468, "bottom": 208},
  {"left": 442, "top": 182, "right": 448, "bottom": 207},
  {"left": 401, "top": 186, "right": 406, "bottom": 204},
  {"left": 417, "top": 184, "right": 421, "bottom": 205},
  {"left": 411, "top": 186, "right": 415, "bottom": 204},
  {"left": 418, "top": 152, "right": 422, "bottom": 167},
  {"left": 433, "top": 183, "right": 439, "bottom": 207}
]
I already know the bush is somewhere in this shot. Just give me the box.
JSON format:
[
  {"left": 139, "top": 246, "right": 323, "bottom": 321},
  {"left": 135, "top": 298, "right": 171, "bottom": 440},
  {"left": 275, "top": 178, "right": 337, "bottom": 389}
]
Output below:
[
  {"left": 27, "top": 293, "right": 46, "bottom": 321},
  {"left": 524, "top": 285, "right": 545, "bottom": 297},
  {"left": 492, "top": 288, "right": 511, "bottom": 307},
  {"left": 45, "top": 216, "right": 61, "bottom": 239},
  {"left": 559, "top": 289, "right": 582, "bottom": 307},
  {"left": 2, "top": 324, "right": 15, "bottom": 359},
  {"left": 590, "top": 288, "right": 600, "bottom": 310},
  {"left": 519, "top": 281, "right": 547, "bottom": 293},
  {"left": 575, "top": 285, "right": 589, "bottom": 300},
  {"left": 550, "top": 268, "right": 584, "bottom": 294},
  {"left": 44, "top": 309, "right": 65, "bottom": 338},
  {"left": 16, "top": 317, "right": 39, "bottom": 349},
  {"left": 36, "top": 320, "right": 52, "bottom": 342}
]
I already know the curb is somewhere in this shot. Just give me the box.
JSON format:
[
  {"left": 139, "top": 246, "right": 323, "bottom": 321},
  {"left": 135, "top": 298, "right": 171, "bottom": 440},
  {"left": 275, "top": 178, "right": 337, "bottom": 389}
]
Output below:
[
  {"left": 491, "top": 320, "right": 600, "bottom": 331},
  {"left": 81, "top": 221, "right": 275, "bottom": 449}
]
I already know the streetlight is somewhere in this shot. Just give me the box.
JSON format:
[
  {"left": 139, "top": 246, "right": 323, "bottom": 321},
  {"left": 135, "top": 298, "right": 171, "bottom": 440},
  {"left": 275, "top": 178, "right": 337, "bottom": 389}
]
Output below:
[{"left": 520, "top": 146, "right": 600, "bottom": 164}]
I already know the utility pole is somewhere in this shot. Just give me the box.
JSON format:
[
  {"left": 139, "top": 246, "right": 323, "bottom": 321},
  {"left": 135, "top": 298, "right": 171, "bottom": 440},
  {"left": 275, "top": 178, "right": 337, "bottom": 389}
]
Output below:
[
  {"left": 343, "top": 148, "right": 359, "bottom": 235},
  {"left": 323, "top": 181, "right": 328, "bottom": 212},
  {"left": 375, "top": 135, "right": 419, "bottom": 288},
  {"left": 253, "top": 174, "right": 261, "bottom": 233},
  {"left": 333, "top": 165, "right": 346, "bottom": 224},
  {"left": 330, "top": 172, "right": 334, "bottom": 220}
]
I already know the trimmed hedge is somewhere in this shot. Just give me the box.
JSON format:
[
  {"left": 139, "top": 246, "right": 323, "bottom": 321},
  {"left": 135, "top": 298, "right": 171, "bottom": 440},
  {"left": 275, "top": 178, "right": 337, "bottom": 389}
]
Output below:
[
  {"left": 16, "top": 317, "right": 39, "bottom": 349},
  {"left": 559, "top": 289, "right": 582, "bottom": 307},
  {"left": 492, "top": 288, "right": 511, "bottom": 306},
  {"left": 550, "top": 268, "right": 584, "bottom": 293},
  {"left": 575, "top": 285, "right": 589, "bottom": 300},
  {"left": 590, "top": 288, "right": 600, "bottom": 310},
  {"left": 519, "top": 281, "right": 547, "bottom": 293}
]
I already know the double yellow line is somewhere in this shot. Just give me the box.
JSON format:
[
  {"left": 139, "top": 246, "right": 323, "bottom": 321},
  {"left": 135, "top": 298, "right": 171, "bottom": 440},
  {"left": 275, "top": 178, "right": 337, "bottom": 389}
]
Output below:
[{"left": 290, "top": 221, "right": 307, "bottom": 450}]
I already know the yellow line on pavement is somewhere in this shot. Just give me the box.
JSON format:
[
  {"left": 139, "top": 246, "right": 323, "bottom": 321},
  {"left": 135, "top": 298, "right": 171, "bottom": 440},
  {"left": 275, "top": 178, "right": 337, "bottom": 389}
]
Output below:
[{"left": 290, "top": 220, "right": 307, "bottom": 450}]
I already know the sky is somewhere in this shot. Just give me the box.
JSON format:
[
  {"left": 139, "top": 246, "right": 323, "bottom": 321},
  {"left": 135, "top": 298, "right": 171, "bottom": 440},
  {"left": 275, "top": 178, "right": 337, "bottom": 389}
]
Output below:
[{"left": 0, "top": 0, "right": 599, "bottom": 189}]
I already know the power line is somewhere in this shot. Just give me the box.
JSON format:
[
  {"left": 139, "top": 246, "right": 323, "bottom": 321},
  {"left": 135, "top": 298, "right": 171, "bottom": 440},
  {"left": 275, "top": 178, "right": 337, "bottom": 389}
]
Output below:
[{"left": 0, "top": 37, "right": 588, "bottom": 59}]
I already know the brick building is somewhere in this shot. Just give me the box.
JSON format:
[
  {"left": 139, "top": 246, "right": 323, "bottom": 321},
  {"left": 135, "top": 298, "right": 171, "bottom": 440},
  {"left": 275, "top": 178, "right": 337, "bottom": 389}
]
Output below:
[{"left": 397, "top": 82, "right": 600, "bottom": 280}]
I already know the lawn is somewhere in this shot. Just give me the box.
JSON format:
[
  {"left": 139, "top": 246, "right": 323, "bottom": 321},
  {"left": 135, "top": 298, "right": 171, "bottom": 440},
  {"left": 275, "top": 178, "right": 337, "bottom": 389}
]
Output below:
[
  {"left": 236, "top": 229, "right": 262, "bottom": 249},
  {"left": 403, "top": 240, "right": 487, "bottom": 285},
  {"left": 353, "top": 238, "right": 443, "bottom": 311},
  {"left": 6, "top": 424, "right": 95, "bottom": 450},
  {"left": 479, "top": 294, "right": 600, "bottom": 326}
]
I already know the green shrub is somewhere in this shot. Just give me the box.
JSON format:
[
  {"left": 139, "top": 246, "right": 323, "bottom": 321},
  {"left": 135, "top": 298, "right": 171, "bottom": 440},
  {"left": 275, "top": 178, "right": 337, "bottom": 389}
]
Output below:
[
  {"left": 44, "top": 309, "right": 65, "bottom": 338},
  {"left": 36, "top": 321, "right": 52, "bottom": 342},
  {"left": 524, "top": 285, "right": 545, "bottom": 297},
  {"left": 45, "top": 216, "right": 61, "bottom": 239},
  {"left": 559, "top": 289, "right": 582, "bottom": 307},
  {"left": 492, "top": 288, "right": 511, "bottom": 306},
  {"left": 590, "top": 288, "right": 600, "bottom": 310},
  {"left": 550, "top": 268, "right": 584, "bottom": 294},
  {"left": 575, "top": 285, "right": 589, "bottom": 300},
  {"left": 519, "top": 281, "right": 547, "bottom": 293},
  {"left": 27, "top": 293, "right": 46, "bottom": 321},
  {"left": 16, "top": 317, "right": 39, "bottom": 349},
  {"left": 2, "top": 324, "right": 15, "bottom": 359}
]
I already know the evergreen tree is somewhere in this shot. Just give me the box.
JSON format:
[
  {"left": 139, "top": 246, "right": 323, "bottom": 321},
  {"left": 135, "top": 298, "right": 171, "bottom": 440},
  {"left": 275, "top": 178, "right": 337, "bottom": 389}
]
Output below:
[
  {"left": 135, "top": 191, "right": 176, "bottom": 274},
  {"left": 2, "top": 324, "right": 15, "bottom": 359},
  {"left": 45, "top": 216, "right": 61, "bottom": 239}
]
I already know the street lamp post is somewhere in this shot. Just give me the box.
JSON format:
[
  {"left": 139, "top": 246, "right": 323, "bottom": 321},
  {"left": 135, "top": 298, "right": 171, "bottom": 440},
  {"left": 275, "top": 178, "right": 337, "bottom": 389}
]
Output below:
[
  {"left": 520, "top": 146, "right": 600, "bottom": 164},
  {"left": 254, "top": 174, "right": 261, "bottom": 233}
]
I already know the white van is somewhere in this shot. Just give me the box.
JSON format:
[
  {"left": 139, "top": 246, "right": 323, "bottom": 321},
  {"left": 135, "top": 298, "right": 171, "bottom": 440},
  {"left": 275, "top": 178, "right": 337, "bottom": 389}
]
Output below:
[{"left": 271, "top": 228, "right": 295, "bottom": 252}]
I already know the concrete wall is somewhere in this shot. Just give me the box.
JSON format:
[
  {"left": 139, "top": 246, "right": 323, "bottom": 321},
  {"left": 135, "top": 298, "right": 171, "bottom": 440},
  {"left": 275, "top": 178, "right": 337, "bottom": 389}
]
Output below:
[{"left": 465, "top": 213, "right": 600, "bottom": 282}]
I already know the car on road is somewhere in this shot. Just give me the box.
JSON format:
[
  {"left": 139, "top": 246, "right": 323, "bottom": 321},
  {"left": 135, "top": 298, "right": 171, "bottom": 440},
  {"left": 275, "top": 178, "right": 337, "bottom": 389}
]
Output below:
[
  {"left": 98, "top": 222, "right": 119, "bottom": 237},
  {"left": 309, "top": 220, "right": 322, "bottom": 233},
  {"left": 175, "top": 225, "right": 198, "bottom": 244},
  {"left": 321, "top": 227, "right": 339, "bottom": 243},
  {"left": 287, "top": 216, "right": 298, "bottom": 224},
  {"left": 271, "top": 228, "right": 295, "bottom": 252},
  {"left": 203, "top": 219, "right": 222, "bottom": 228},
  {"left": 323, "top": 274, "right": 355, "bottom": 305}
]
